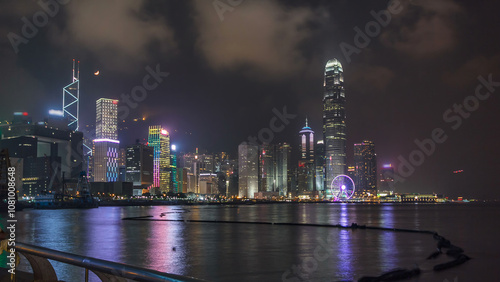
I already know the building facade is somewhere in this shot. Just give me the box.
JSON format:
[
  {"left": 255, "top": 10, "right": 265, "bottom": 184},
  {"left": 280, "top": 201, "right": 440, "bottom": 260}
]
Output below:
[
  {"left": 354, "top": 140, "right": 377, "bottom": 197},
  {"left": 125, "top": 142, "right": 154, "bottom": 189},
  {"left": 95, "top": 98, "right": 118, "bottom": 140},
  {"left": 276, "top": 143, "right": 292, "bottom": 197},
  {"left": 0, "top": 115, "right": 84, "bottom": 196},
  {"left": 148, "top": 126, "right": 171, "bottom": 193},
  {"left": 298, "top": 119, "right": 315, "bottom": 193},
  {"left": 323, "top": 59, "right": 347, "bottom": 191},
  {"left": 238, "top": 144, "right": 258, "bottom": 198},
  {"left": 92, "top": 98, "right": 119, "bottom": 183}
]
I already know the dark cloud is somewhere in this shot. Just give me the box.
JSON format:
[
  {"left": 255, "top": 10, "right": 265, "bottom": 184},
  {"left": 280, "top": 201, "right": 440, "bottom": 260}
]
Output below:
[
  {"left": 443, "top": 54, "right": 500, "bottom": 89},
  {"left": 349, "top": 64, "right": 395, "bottom": 91},
  {"left": 49, "top": 0, "right": 177, "bottom": 72},
  {"left": 192, "top": 0, "right": 328, "bottom": 80},
  {"left": 380, "top": 0, "right": 463, "bottom": 57}
]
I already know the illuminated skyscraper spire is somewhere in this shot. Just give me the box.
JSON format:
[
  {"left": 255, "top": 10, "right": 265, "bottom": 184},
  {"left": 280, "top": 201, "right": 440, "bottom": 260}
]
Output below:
[
  {"left": 323, "top": 58, "right": 347, "bottom": 192},
  {"left": 63, "top": 59, "right": 80, "bottom": 131}
]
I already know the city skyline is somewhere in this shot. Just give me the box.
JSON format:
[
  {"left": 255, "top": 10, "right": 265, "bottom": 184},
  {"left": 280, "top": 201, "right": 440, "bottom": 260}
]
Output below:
[{"left": 0, "top": 0, "right": 499, "bottom": 199}]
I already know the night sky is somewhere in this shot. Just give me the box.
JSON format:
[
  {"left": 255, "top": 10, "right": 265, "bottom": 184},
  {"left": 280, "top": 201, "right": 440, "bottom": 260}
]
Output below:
[{"left": 1, "top": 0, "right": 499, "bottom": 199}]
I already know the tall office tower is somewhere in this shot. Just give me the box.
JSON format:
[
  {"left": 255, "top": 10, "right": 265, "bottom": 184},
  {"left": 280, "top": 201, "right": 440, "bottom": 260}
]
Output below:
[
  {"left": 222, "top": 158, "right": 238, "bottom": 197},
  {"left": 238, "top": 144, "right": 258, "bottom": 198},
  {"left": 276, "top": 143, "right": 292, "bottom": 197},
  {"left": 125, "top": 142, "right": 154, "bottom": 189},
  {"left": 323, "top": 59, "right": 347, "bottom": 190},
  {"left": 300, "top": 118, "right": 315, "bottom": 162},
  {"left": 298, "top": 118, "right": 315, "bottom": 193},
  {"left": 93, "top": 98, "right": 119, "bottom": 182},
  {"left": 379, "top": 164, "right": 395, "bottom": 192},
  {"left": 63, "top": 59, "right": 80, "bottom": 131},
  {"left": 178, "top": 167, "right": 189, "bottom": 193},
  {"left": 96, "top": 98, "right": 118, "bottom": 140},
  {"left": 92, "top": 139, "right": 119, "bottom": 182},
  {"left": 148, "top": 126, "right": 171, "bottom": 192},
  {"left": 354, "top": 140, "right": 377, "bottom": 197},
  {"left": 315, "top": 140, "right": 325, "bottom": 191},
  {"left": 259, "top": 144, "right": 276, "bottom": 192},
  {"left": 170, "top": 145, "right": 178, "bottom": 193}
]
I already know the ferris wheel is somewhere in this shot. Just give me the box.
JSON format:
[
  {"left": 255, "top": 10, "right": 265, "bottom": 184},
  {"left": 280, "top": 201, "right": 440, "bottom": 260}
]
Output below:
[{"left": 330, "top": 174, "right": 355, "bottom": 200}]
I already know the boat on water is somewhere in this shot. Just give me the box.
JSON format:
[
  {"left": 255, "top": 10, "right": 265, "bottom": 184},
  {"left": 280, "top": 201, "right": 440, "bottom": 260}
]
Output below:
[{"left": 34, "top": 171, "right": 98, "bottom": 209}]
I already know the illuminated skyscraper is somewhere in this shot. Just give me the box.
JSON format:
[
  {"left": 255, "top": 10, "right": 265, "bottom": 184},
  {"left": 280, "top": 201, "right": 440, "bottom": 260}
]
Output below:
[
  {"left": 148, "top": 126, "right": 170, "bottom": 192},
  {"left": 298, "top": 118, "right": 315, "bottom": 193},
  {"left": 238, "top": 144, "right": 258, "bottom": 198},
  {"left": 323, "top": 59, "right": 346, "bottom": 191},
  {"left": 354, "top": 140, "right": 377, "bottom": 197},
  {"left": 276, "top": 143, "right": 292, "bottom": 197},
  {"left": 96, "top": 98, "right": 118, "bottom": 140},
  {"left": 300, "top": 117, "right": 314, "bottom": 162},
  {"left": 259, "top": 144, "right": 276, "bottom": 192},
  {"left": 92, "top": 139, "right": 119, "bottom": 182},
  {"left": 92, "top": 98, "right": 119, "bottom": 182},
  {"left": 170, "top": 145, "right": 178, "bottom": 193},
  {"left": 63, "top": 59, "right": 80, "bottom": 131},
  {"left": 315, "top": 140, "right": 325, "bottom": 191}
]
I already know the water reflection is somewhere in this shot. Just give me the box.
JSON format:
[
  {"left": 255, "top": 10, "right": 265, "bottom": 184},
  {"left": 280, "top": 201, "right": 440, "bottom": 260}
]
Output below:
[
  {"left": 12, "top": 204, "right": 490, "bottom": 281},
  {"left": 378, "top": 205, "right": 398, "bottom": 270},
  {"left": 339, "top": 203, "right": 349, "bottom": 225}
]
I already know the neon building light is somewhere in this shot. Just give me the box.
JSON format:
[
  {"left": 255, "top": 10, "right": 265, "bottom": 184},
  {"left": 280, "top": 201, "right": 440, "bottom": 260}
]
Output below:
[{"left": 148, "top": 125, "right": 171, "bottom": 192}]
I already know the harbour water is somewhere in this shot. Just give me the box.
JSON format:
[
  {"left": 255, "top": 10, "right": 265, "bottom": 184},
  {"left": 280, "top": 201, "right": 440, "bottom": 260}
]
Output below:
[{"left": 5, "top": 203, "right": 500, "bottom": 281}]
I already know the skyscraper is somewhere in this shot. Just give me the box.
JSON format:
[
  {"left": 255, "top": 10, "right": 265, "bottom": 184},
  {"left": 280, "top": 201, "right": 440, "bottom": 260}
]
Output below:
[
  {"left": 379, "top": 164, "right": 395, "bottom": 192},
  {"left": 170, "top": 144, "right": 178, "bottom": 193},
  {"left": 276, "top": 143, "right": 292, "bottom": 197},
  {"left": 299, "top": 118, "right": 314, "bottom": 162},
  {"left": 323, "top": 59, "right": 346, "bottom": 191},
  {"left": 93, "top": 98, "right": 119, "bottom": 182},
  {"left": 238, "top": 144, "right": 258, "bottom": 198},
  {"left": 148, "top": 126, "right": 171, "bottom": 193},
  {"left": 92, "top": 139, "right": 119, "bottom": 182},
  {"left": 354, "top": 140, "right": 377, "bottom": 197},
  {"left": 96, "top": 98, "right": 118, "bottom": 140},
  {"left": 259, "top": 144, "right": 276, "bottom": 192},
  {"left": 315, "top": 140, "right": 325, "bottom": 191},
  {"left": 125, "top": 142, "right": 154, "bottom": 189},
  {"left": 63, "top": 59, "right": 80, "bottom": 131},
  {"left": 298, "top": 118, "right": 315, "bottom": 193}
]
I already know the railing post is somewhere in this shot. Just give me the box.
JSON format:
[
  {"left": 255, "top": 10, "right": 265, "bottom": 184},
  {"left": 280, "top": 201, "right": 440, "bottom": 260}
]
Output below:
[{"left": 85, "top": 268, "right": 89, "bottom": 282}]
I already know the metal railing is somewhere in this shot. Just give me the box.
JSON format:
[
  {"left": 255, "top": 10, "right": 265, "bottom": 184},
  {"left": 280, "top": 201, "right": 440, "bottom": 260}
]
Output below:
[{"left": 15, "top": 242, "right": 206, "bottom": 282}]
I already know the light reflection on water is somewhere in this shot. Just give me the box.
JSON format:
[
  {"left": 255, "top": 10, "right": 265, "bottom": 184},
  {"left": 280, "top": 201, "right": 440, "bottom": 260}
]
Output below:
[{"left": 6, "top": 203, "right": 499, "bottom": 281}]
